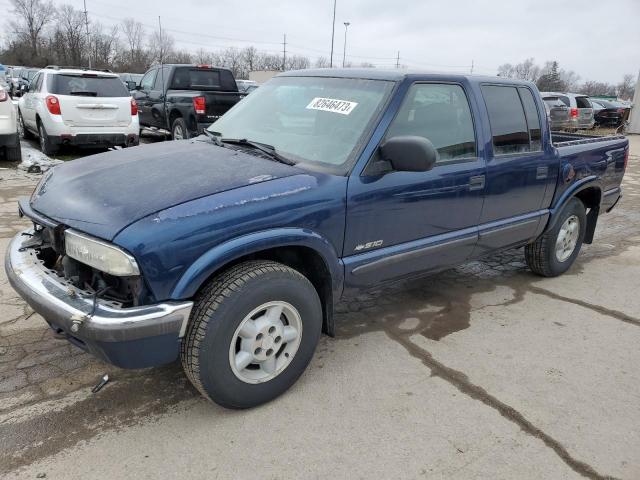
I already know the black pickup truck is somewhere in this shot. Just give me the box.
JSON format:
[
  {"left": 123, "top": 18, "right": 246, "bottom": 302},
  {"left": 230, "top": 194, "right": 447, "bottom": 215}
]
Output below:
[{"left": 133, "top": 64, "right": 242, "bottom": 140}]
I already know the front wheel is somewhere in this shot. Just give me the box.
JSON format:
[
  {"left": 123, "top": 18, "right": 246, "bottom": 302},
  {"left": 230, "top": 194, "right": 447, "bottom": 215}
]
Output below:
[
  {"left": 525, "top": 198, "right": 586, "bottom": 277},
  {"left": 181, "top": 260, "right": 322, "bottom": 409}
]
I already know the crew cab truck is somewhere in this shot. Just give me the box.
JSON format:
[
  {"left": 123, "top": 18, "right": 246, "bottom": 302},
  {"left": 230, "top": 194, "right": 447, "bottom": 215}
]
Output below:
[
  {"left": 6, "top": 70, "right": 628, "bottom": 409},
  {"left": 133, "top": 64, "right": 241, "bottom": 140}
]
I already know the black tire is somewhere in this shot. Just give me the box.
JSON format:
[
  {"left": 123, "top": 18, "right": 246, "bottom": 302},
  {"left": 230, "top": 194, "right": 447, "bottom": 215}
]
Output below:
[
  {"left": 171, "top": 117, "right": 190, "bottom": 141},
  {"left": 18, "top": 111, "right": 34, "bottom": 140},
  {"left": 181, "top": 260, "right": 322, "bottom": 409},
  {"left": 38, "top": 122, "right": 58, "bottom": 156},
  {"left": 525, "top": 198, "right": 586, "bottom": 277},
  {"left": 5, "top": 135, "right": 22, "bottom": 162}
]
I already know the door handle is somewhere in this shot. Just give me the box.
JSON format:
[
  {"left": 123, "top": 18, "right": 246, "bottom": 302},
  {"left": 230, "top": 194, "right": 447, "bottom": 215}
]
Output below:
[
  {"left": 536, "top": 166, "right": 548, "bottom": 180},
  {"left": 469, "top": 175, "right": 485, "bottom": 191}
]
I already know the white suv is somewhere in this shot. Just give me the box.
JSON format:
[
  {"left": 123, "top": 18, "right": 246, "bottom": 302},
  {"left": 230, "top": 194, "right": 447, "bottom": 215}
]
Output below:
[
  {"left": 18, "top": 67, "right": 140, "bottom": 155},
  {"left": 0, "top": 84, "right": 21, "bottom": 161}
]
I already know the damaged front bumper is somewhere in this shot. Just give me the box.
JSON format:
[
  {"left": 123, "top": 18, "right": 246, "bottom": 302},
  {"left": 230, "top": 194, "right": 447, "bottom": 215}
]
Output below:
[{"left": 5, "top": 230, "right": 193, "bottom": 368}]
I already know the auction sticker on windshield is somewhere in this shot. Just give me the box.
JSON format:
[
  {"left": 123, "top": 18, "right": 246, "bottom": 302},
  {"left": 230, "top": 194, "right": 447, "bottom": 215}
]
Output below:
[{"left": 306, "top": 97, "right": 358, "bottom": 115}]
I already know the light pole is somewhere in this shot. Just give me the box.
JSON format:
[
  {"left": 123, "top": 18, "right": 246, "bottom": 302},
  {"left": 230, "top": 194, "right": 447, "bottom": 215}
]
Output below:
[
  {"left": 329, "top": 0, "right": 337, "bottom": 68},
  {"left": 342, "top": 22, "right": 350, "bottom": 68}
]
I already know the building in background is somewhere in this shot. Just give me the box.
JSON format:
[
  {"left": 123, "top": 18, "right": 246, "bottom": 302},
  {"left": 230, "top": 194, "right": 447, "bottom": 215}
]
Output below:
[{"left": 629, "top": 70, "right": 640, "bottom": 134}]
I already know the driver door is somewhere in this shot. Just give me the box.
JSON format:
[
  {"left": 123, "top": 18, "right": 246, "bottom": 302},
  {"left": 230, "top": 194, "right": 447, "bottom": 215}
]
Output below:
[
  {"left": 133, "top": 68, "right": 157, "bottom": 127},
  {"left": 343, "top": 81, "right": 486, "bottom": 290}
]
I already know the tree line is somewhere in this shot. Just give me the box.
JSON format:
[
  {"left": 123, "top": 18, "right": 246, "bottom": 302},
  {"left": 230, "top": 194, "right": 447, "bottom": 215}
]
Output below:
[
  {"left": 498, "top": 58, "right": 635, "bottom": 100},
  {"left": 0, "top": 0, "right": 313, "bottom": 78}
]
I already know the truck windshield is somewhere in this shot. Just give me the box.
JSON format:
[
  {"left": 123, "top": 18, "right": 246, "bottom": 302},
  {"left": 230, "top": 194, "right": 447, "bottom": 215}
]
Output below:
[{"left": 207, "top": 76, "right": 395, "bottom": 173}]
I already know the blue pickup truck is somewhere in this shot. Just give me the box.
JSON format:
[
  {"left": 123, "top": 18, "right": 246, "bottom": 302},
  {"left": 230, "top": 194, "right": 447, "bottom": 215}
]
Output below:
[{"left": 6, "top": 69, "right": 628, "bottom": 408}]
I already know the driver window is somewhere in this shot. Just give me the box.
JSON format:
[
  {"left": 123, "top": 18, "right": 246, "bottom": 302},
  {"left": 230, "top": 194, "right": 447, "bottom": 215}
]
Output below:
[
  {"left": 386, "top": 83, "right": 477, "bottom": 163},
  {"left": 140, "top": 69, "right": 157, "bottom": 91}
]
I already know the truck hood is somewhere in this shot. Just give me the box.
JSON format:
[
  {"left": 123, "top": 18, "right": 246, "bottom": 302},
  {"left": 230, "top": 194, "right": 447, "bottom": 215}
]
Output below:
[{"left": 30, "top": 139, "right": 301, "bottom": 240}]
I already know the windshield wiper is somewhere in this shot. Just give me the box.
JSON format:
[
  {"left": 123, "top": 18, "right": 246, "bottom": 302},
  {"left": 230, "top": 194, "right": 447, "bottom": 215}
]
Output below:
[
  {"left": 202, "top": 132, "right": 296, "bottom": 166},
  {"left": 203, "top": 129, "right": 223, "bottom": 146},
  {"left": 223, "top": 138, "right": 297, "bottom": 166}
]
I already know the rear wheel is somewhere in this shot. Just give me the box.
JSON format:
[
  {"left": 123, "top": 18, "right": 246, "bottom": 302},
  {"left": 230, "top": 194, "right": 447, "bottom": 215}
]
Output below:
[
  {"left": 38, "top": 122, "right": 58, "bottom": 156},
  {"left": 525, "top": 198, "right": 586, "bottom": 277},
  {"left": 181, "top": 260, "right": 322, "bottom": 409},
  {"left": 171, "top": 117, "right": 190, "bottom": 141}
]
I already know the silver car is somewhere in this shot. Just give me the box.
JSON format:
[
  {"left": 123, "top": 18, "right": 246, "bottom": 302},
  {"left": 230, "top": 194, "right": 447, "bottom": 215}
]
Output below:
[{"left": 540, "top": 92, "right": 595, "bottom": 130}]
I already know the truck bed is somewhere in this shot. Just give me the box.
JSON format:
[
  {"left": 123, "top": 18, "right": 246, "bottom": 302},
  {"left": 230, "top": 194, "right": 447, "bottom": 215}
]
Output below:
[{"left": 551, "top": 131, "right": 626, "bottom": 147}]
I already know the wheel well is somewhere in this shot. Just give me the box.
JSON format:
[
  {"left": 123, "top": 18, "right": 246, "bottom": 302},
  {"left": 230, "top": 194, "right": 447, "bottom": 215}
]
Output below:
[
  {"left": 169, "top": 110, "right": 182, "bottom": 127},
  {"left": 574, "top": 187, "right": 601, "bottom": 244},
  {"left": 199, "top": 246, "right": 335, "bottom": 336}
]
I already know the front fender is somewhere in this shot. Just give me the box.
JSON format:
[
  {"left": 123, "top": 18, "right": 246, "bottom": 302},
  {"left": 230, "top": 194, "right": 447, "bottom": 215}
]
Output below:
[{"left": 170, "top": 228, "right": 344, "bottom": 300}]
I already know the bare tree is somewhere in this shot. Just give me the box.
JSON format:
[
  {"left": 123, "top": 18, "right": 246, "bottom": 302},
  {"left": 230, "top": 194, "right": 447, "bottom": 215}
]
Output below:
[
  {"left": 314, "top": 56, "right": 330, "bottom": 68},
  {"left": 579, "top": 81, "right": 617, "bottom": 97},
  {"left": 121, "top": 18, "right": 146, "bottom": 70},
  {"left": 617, "top": 74, "right": 635, "bottom": 100},
  {"left": 55, "top": 4, "right": 86, "bottom": 66},
  {"left": 8, "top": 0, "right": 55, "bottom": 57}
]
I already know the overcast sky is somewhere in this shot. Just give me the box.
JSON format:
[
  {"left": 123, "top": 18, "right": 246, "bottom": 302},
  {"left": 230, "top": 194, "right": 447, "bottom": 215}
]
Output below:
[{"left": 11, "top": 0, "right": 640, "bottom": 82}]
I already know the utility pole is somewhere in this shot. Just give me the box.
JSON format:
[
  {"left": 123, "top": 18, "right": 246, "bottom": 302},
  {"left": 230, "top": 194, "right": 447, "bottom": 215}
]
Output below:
[
  {"left": 329, "top": 0, "right": 336, "bottom": 68},
  {"left": 282, "top": 34, "right": 287, "bottom": 71},
  {"left": 342, "top": 22, "right": 350, "bottom": 68},
  {"left": 83, "top": 0, "right": 91, "bottom": 68},
  {"left": 396, "top": 51, "right": 400, "bottom": 69},
  {"left": 470, "top": 59, "right": 474, "bottom": 74}
]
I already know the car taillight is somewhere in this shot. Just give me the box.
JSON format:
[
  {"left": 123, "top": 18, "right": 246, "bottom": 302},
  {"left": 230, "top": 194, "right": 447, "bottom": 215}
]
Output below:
[
  {"left": 0, "top": 90, "right": 7, "bottom": 102},
  {"left": 570, "top": 108, "right": 578, "bottom": 118},
  {"left": 193, "top": 96, "right": 206, "bottom": 115},
  {"left": 131, "top": 97, "right": 138, "bottom": 116},
  {"left": 46, "top": 95, "right": 61, "bottom": 115}
]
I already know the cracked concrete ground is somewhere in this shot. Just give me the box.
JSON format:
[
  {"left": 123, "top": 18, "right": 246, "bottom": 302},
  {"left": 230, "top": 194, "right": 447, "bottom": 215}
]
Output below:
[{"left": 1, "top": 136, "right": 639, "bottom": 479}]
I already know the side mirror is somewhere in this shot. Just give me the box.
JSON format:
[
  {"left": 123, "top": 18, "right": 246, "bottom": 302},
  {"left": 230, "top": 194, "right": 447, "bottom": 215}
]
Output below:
[
  {"left": 379, "top": 135, "right": 438, "bottom": 172},
  {"left": 126, "top": 81, "right": 137, "bottom": 90}
]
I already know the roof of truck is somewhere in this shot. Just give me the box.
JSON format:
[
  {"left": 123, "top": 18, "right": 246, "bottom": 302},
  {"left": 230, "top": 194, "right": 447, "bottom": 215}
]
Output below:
[{"left": 280, "top": 68, "right": 535, "bottom": 86}]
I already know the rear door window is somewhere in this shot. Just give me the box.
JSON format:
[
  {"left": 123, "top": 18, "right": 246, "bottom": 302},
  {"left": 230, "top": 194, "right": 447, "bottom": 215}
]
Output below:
[
  {"left": 386, "top": 83, "right": 477, "bottom": 162},
  {"left": 481, "top": 85, "right": 530, "bottom": 155},
  {"left": 48, "top": 74, "right": 129, "bottom": 97},
  {"left": 518, "top": 88, "right": 542, "bottom": 151}
]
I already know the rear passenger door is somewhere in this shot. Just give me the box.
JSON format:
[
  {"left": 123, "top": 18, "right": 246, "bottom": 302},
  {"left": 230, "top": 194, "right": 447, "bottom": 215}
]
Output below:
[
  {"left": 476, "top": 84, "right": 556, "bottom": 255},
  {"left": 343, "top": 82, "right": 486, "bottom": 289}
]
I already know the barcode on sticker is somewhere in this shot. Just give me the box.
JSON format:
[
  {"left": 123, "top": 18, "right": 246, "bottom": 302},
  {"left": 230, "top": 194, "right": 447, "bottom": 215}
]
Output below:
[{"left": 306, "top": 97, "right": 358, "bottom": 115}]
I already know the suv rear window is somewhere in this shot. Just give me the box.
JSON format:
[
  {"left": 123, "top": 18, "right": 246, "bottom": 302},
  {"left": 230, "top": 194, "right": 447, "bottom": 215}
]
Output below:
[
  {"left": 47, "top": 74, "right": 129, "bottom": 97},
  {"left": 170, "top": 67, "right": 236, "bottom": 91},
  {"left": 543, "top": 97, "right": 566, "bottom": 108},
  {"left": 576, "top": 96, "right": 592, "bottom": 108}
]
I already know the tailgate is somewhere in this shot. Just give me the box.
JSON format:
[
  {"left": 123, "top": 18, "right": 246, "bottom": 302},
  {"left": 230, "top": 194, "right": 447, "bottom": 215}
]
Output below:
[
  {"left": 549, "top": 106, "right": 569, "bottom": 122},
  {"left": 60, "top": 96, "right": 131, "bottom": 127},
  {"left": 204, "top": 92, "right": 240, "bottom": 118}
]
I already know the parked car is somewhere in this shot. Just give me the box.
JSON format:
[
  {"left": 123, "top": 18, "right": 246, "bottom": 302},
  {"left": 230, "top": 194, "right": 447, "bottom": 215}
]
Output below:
[
  {"left": 541, "top": 95, "right": 570, "bottom": 130},
  {"left": 236, "top": 79, "right": 258, "bottom": 93},
  {"left": 590, "top": 99, "right": 625, "bottom": 127},
  {"left": 6, "top": 70, "right": 628, "bottom": 409},
  {"left": 119, "top": 73, "right": 143, "bottom": 91},
  {"left": 0, "top": 84, "right": 21, "bottom": 161},
  {"left": 540, "top": 92, "right": 595, "bottom": 130},
  {"left": 132, "top": 64, "right": 241, "bottom": 140},
  {"left": 15, "top": 68, "right": 40, "bottom": 97},
  {"left": 6, "top": 67, "right": 23, "bottom": 97},
  {"left": 18, "top": 66, "right": 140, "bottom": 155}
]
